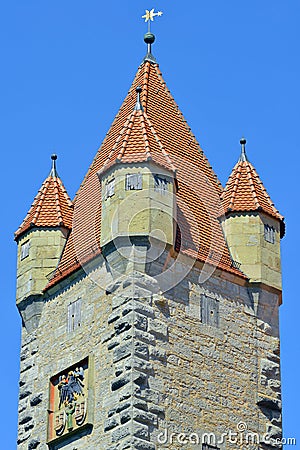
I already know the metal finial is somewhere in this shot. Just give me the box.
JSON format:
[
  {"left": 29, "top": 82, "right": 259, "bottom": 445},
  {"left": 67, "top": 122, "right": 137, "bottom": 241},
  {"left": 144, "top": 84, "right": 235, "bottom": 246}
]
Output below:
[
  {"left": 141, "top": 9, "right": 163, "bottom": 63},
  {"left": 134, "top": 86, "right": 143, "bottom": 111},
  {"left": 50, "top": 154, "right": 58, "bottom": 177},
  {"left": 239, "top": 137, "right": 248, "bottom": 162}
]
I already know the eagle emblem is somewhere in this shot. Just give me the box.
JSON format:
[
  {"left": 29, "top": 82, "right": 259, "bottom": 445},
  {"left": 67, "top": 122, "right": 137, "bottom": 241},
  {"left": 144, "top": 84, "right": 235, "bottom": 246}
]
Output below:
[{"left": 55, "top": 366, "right": 86, "bottom": 435}]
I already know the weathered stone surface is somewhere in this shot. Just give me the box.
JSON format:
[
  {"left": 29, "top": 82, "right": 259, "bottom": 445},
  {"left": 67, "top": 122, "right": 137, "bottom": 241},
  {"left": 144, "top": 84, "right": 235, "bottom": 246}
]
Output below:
[
  {"left": 28, "top": 439, "right": 40, "bottom": 449},
  {"left": 19, "top": 413, "right": 33, "bottom": 425},
  {"left": 19, "top": 388, "right": 32, "bottom": 400},
  {"left": 30, "top": 393, "right": 42, "bottom": 407},
  {"left": 104, "top": 417, "right": 119, "bottom": 431},
  {"left": 16, "top": 248, "right": 282, "bottom": 449},
  {"left": 148, "top": 319, "right": 168, "bottom": 340}
]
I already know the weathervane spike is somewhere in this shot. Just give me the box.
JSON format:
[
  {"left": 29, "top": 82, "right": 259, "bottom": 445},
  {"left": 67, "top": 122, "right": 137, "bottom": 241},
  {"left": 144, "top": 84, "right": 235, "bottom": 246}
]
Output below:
[
  {"left": 142, "top": 8, "right": 163, "bottom": 32},
  {"left": 141, "top": 9, "right": 163, "bottom": 63}
]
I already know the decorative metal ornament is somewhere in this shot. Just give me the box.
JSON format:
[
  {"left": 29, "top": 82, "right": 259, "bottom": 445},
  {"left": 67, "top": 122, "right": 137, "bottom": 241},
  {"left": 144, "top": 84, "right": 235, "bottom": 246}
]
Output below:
[{"left": 142, "top": 9, "right": 163, "bottom": 32}]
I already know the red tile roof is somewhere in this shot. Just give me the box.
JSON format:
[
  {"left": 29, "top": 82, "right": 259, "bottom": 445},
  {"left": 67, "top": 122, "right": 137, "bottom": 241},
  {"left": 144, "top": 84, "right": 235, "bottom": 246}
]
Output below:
[
  {"left": 15, "top": 163, "right": 73, "bottom": 240},
  {"left": 99, "top": 103, "right": 176, "bottom": 176},
  {"left": 45, "top": 59, "right": 247, "bottom": 290},
  {"left": 221, "top": 157, "right": 284, "bottom": 223}
]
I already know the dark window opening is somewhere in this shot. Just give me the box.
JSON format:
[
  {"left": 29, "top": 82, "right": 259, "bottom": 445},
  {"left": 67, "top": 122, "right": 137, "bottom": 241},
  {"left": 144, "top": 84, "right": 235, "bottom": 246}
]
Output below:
[
  {"left": 264, "top": 224, "right": 275, "bottom": 244},
  {"left": 126, "top": 173, "right": 142, "bottom": 190},
  {"left": 154, "top": 174, "right": 168, "bottom": 194},
  {"left": 20, "top": 240, "right": 30, "bottom": 260},
  {"left": 105, "top": 178, "right": 115, "bottom": 199}
]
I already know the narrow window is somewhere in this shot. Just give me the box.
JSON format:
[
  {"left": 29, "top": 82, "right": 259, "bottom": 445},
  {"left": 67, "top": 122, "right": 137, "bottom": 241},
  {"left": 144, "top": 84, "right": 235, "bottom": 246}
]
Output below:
[
  {"left": 67, "top": 298, "right": 82, "bottom": 332},
  {"left": 202, "top": 445, "right": 220, "bottom": 450},
  {"left": 201, "top": 295, "right": 219, "bottom": 327},
  {"left": 264, "top": 224, "right": 275, "bottom": 244},
  {"left": 125, "top": 173, "right": 142, "bottom": 190},
  {"left": 20, "top": 240, "right": 30, "bottom": 260},
  {"left": 105, "top": 178, "right": 115, "bottom": 199},
  {"left": 154, "top": 175, "right": 168, "bottom": 194}
]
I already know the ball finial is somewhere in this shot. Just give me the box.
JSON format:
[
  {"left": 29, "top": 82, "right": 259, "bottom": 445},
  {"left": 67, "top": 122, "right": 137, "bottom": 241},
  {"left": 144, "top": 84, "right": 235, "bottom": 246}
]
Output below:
[
  {"left": 240, "top": 137, "right": 246, "bottom": 146},
  {"left": 144, "top": 32, "right": 155, "bottom": 45},
  {"left": 51, "top": 154, "right": 57, "bottom": 161},
  {"left": 136, "top": 86, "right": 142, "bottom": 94}
]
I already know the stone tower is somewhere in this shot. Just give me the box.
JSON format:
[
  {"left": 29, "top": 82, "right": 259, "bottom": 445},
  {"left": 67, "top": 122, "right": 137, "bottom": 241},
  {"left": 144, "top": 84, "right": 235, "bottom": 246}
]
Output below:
[{"left": 16, "top": 32, "right": 285, "bottom": 450}]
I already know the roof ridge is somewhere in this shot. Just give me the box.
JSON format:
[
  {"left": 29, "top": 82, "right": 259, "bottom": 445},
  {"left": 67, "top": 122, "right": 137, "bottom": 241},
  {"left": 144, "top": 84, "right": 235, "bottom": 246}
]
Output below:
[
  {"left": 245, "top": 161, "right": 260, "bottom": 209},
  {"left": 56, "top": 177, "right": 73, "bottom": 207},
  {"left": 138, "top": 109, "right": 151, "bottom": 159},
  {"left": 53, "top": 180, "right": 64, "bottom": 225},
  {"left": 227, "top": 163, "right": 242, "bottom": 210},
  {"left": 117, "top": 112, "right": 136, "bottom": 160},
  {"left": 144, "top": 111, "right": 176, "bottom": 172},
  {"left": 31, "top": 177, "right": 51, "bottom": 225},
  {"left": 141, "top": 61, "right": 151, "bottom": 112}
]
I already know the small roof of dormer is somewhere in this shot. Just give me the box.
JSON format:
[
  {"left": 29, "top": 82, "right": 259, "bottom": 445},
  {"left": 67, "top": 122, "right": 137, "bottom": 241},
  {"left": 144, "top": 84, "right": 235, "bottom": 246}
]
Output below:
[
  {"left": 221, "top": 138, "right": 285, "bottom": 236},
  {"left": 98, "top": 86, "right": 176, "bottom": 177},
  {"left": 15, "top": 155, "right": 73, "bottom": 240}
]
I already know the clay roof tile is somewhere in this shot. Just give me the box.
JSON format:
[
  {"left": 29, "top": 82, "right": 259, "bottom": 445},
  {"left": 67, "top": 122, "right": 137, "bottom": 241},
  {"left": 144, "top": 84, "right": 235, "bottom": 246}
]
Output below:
[
  {"left": 222, "top": 153, "right": 284, "bottom": 228},
  {"left": 15, "top": 157, "right": 73, "bottom": 240}
]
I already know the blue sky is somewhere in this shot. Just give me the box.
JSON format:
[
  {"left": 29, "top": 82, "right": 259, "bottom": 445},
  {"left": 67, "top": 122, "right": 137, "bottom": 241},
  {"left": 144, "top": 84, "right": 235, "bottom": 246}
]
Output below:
[{"left": 1, "top": 1, "right": 299, "bottom": 447}]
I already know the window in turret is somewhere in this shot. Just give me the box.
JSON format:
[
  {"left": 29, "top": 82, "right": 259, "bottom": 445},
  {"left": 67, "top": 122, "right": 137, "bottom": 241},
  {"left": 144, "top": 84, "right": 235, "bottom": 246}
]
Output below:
[
  {"left": 154, "top": 175, "right": 168, "bottom": 194},
  {"left": 200, "top": 295, "right": 219, "bottom": 327},
  {"left": 125, "top": 173, "right": 142, "bottom": 190},
  {"left": 105, "top": 178, "right": 115, "bottom": 199},
  {"left": 67, "top": 298, "right": 82, "bottom": 332},
  {"left": 20, "top": 240, "right": 30, "bottom": 260},
  {"left": 264, "top": 224, "right": 275, "bottom": 244}
]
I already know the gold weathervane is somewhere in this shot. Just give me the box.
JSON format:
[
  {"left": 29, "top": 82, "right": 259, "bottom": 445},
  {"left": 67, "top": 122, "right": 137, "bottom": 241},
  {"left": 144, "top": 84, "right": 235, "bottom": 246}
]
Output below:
[{"left": 142, "top": 9, "right": 163, "bottom": 32}]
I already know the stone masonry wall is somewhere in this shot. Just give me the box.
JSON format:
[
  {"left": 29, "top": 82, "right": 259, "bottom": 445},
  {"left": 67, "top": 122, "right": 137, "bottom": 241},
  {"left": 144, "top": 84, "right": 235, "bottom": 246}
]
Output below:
[{"left": 17, "top": 259, "right": 282, "bottom": 450}]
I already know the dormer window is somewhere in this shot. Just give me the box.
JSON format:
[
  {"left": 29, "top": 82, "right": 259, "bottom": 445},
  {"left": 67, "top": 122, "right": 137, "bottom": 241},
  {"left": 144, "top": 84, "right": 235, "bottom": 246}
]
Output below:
[
  {"left": 105, "top": 178, "right": 115, "bottom": 199},
  {"left": 154, "top": 175, "right": 168, "bottom": 194},
  {"left": 264, "top": 224, "right": 275, "bottom": 244},
  {"left": 126, "top": 173, "right": 142, "bottom": 190},
  {"left": 20, "top": 240, "right": 30, "bottom": 260}
]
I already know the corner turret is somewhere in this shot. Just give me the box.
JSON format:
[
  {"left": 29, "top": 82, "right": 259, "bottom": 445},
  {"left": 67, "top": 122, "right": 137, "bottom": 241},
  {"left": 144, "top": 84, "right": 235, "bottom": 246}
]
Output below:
[
  {"left": 98, "top": 87, "right": 177, "bottom": 273},
  {"left": 15, "top": 155, "right": 73, "bottom": 330},
  {"left": 220, "top": 139, "right": 285, "bottom": 291}
]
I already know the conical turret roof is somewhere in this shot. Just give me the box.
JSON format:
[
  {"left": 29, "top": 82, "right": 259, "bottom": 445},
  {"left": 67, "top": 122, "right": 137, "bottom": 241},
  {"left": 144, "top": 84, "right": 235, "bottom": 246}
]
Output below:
[
  {"left": 46, "top": 46, "right": 246, "bottom": 289},
  {"left": 15, "top": 155, "right": 73, "bottom": 240},
  {"left": 221, "top": 139, "right": 284, "bottom": 235},
  {"left": 98, "top": 87, "right": 176, "bottom": 176}
]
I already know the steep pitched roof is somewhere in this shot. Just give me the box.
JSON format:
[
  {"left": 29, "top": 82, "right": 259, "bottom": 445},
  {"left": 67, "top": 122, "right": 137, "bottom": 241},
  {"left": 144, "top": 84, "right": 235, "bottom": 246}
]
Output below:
[
  {"left": 15, "top": 155, "right": 73, "bottom": 240},
  {"left": 221, "top": 140, "right": 284, "bottom": 233},
  {"left": 46, "top": 57, "right": 246, "bottom": 289},
  {"left": 99, "top": 89, "right": 176, "bottom": 176}
]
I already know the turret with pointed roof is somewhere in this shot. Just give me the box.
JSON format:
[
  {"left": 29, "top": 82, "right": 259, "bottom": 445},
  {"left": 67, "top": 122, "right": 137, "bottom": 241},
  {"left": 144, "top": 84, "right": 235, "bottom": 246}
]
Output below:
[
  {"left": 15, "top": 155, "right": 73, "bottom": 319},
  {"left": 15, "top": 154, "right": 73, "bottom": 240},
  {"left": 220, "top": 138, "right": 284, "bottom": 291}
]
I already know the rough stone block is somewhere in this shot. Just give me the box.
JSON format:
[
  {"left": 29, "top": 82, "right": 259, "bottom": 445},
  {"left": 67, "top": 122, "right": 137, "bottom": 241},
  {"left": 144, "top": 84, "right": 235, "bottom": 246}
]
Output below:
[{"left": 148, "top": 319, "right": 168, "bottom": 340}]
